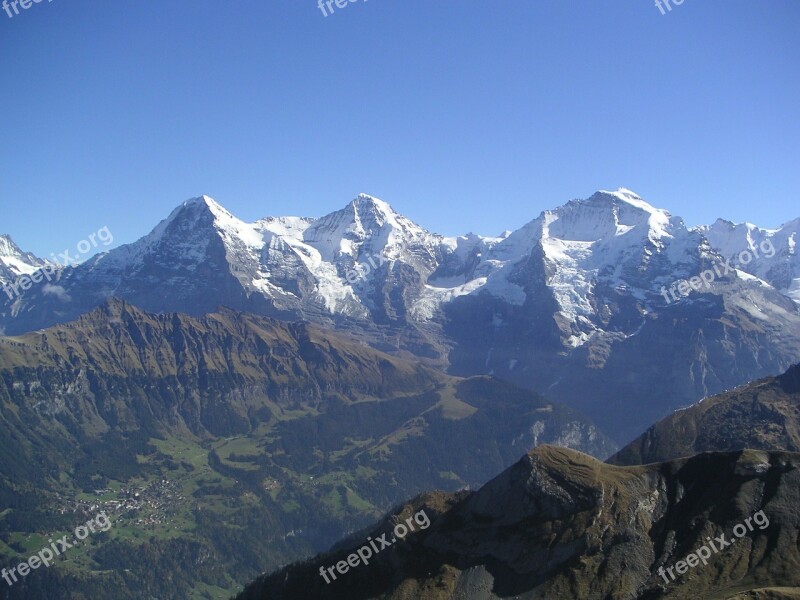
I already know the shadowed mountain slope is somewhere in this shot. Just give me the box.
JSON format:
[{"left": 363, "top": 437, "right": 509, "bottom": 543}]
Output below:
[
  {"left": 237, "top": 445, "right": 800, "bottom": 600},
  {"left": 609, "top": 363, "right": 800, "bottom": 466}
]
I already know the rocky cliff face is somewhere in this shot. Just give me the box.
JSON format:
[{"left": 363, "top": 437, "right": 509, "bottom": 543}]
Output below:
[{"left": 238, "top": 445, "right": 800, "bottom": 600}]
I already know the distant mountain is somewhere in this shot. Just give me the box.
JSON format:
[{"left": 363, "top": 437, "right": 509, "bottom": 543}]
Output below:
[
  {"left": 2, "top": 191, "right": 799, "bottom": 442},
  {"left": 0, "top": 299, "right": 613, "bottom": 599},
  {"left": 0, "top": 233, "right": 50, "bottom": 290},
  {"left": 237, "top": 445, "right": 800, "bottom": 600},
  {"left": 608, "top": 362, "right": 800, "bottom": 466},
  {"left": 698, "top": 217, "right": 800, "bottom": 303},
  {"left": 441, "top": 190, "right": 800, "bottom": 442}
]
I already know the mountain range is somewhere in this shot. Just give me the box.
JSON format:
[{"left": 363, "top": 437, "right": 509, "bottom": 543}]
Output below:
[{"left": 2, "top": 189, "right": 799, "bottom": 443}]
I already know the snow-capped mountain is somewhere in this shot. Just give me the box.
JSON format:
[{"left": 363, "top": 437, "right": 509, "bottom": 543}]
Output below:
[
  {"left": 698, "top": 217, "right": 800, "bottom": 303},
  {"left": 2, "top": 190, "right": 799, "bottom": 443},
  {"left": 253, "top": 194, "right": 449, "bottom": 320},
  {"left": 422, "top": 189, "right": 708, "bottom": 346},
  {"left": 0, "top": 234, "right": 49, "bottom": 289}
]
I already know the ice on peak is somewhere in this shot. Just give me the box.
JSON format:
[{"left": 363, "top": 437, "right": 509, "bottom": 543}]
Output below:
[
  {"left": 615, "top": 187, "right": 642, "bottom": 198},
  {"left": 352, "top": 193, "right": 396, "bottom": 219},
  {"left": 0, "top": 234, "right": 46, "bottom": 264},
  {"left": 704, "top": 218, "right": 762, "bottom": 232},
  {"left": 593, "top": 188, "right": 665, "bottom": 216},
  {"left": 0, "top": 234, "right": 22, "bottom": 255},
  {"left": 132, "top": 195, "right": 266, "bottom": 259},
  {"left": 0, "top": 233, "right": 51, "bottom": 283},
  {"left": 355, "top": 192, "right": 387, "bottom": 202},
  {"left": 182, "top": 195, "right": 234, "bottom": 218},
  {"left": 256, "top": 216, "right": 315, "bottom": 241},
  {"left": 540, "top": 189, "right": 673, "bottom": 243}
]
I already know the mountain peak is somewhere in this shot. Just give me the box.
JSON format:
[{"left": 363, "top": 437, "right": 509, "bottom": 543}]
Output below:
[
  {"left": 350, "top": 193, "right": 396, "bottom": 222},
  {"left": 0, "top": 233, "right": 49, "bottom": 284},
  {"left": 160, "top": 195, "right": 224, "bottom": 227},
  {"left": 161, "top": 195, "right": 263, "bottom": 248},
  {"left": 592, "top": 188, "right": 663, "bottom": 214},
  {"left": 0, "top": 233, "right": 26, "bottom": 255},
  {"left": 302, "top": 193, "right": 432, "bottom": 260},
  {"left": 540, "top": 188, "right": 674, "bottom": 244},
  {"left": 180, "top": 195, "right": 233, "bottom": 219}
]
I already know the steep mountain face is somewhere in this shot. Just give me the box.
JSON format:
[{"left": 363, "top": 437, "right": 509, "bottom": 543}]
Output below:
[
  {"left": 442, "top": 191, "right": 800, "bottom": 442},
  {"left": 1, "top": 198, "right": 281, "bottom": 330},
  {"left": 0, "top": 299, "right": 613, "bottom": 600},
  {"left": 0, "top": 234, "right": 50, "bottom": 291},
  {"left": 237, "top": 445, "right": 800, "bottom": 600},
  {"left": 2, "top": 191, "right": 799, "bottom": 442},
  {"left": 608, "top": 362, "right": 800, "bottom": 466}
]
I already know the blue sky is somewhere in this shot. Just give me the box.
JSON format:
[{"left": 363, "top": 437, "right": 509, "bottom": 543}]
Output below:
[{"left": 1, "top": 0, "right": 798, "bottom": 258}]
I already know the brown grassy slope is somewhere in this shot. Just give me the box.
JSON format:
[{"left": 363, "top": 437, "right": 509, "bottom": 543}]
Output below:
[{"left": 237, "top": 445, "right": 800, "bottom": 600}]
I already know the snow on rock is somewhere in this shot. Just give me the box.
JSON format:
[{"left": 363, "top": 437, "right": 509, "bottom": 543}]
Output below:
[
  {"left": 0, "top": 234, "right": 51, "bottom": 287},
  {"left": 4, "top": 189, "right": 797, "bottom": 355},
  {"left": 699, "top": 216, "right": 800, "bottom": 304}
]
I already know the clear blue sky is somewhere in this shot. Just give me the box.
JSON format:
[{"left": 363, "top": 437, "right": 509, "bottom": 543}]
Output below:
[{"left": 1, "top": 0, "right": 798, "bottom": 258}]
